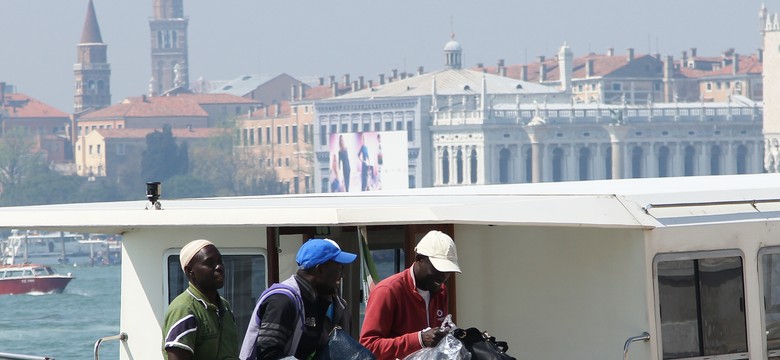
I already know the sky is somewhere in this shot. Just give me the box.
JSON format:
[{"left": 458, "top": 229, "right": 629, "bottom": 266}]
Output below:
[{"left": 0, "top": 0, "right": 771, "bottom": 113}]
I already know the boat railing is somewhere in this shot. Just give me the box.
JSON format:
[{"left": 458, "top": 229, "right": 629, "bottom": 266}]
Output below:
[
  {"left": 93, "top": 333, "right": 127, "bottom": 360},
  {"left": 623, "top": 332, "right": 650, "bottom": 360},
  {"left": 0, "top": 352, "right": 55, "bottom": 360}
]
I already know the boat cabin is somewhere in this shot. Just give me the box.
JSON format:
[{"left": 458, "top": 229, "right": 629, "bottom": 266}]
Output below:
[{"left": 1, "top": 173, "right": 780, "bottom": 359}]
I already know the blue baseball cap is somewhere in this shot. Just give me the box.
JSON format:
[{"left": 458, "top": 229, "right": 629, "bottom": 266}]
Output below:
[{"left": 296, "top": 239, "right": 357, "bottom": 269}]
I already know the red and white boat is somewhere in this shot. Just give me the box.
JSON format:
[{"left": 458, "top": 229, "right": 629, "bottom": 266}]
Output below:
[{"left": 0, "top": 263, "right": 73, "bottom": 295}]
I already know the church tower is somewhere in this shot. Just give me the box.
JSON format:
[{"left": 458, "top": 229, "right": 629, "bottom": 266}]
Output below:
[
  {"left": 763, "top": 7, "right": 780, "bottom": 172},
  {"left": 74, "top": 0, "right": 111, "bottom": 113},
  {"left": 149, "top": 0, "right": 189, "bottom": 95}
]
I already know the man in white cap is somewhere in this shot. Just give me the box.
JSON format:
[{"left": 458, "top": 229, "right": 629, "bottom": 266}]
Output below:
[
  {"left": 162, "top": 239, "right": 239, "bottom": 360},
  {"left": 359, "top": 230, "right": 461, "bottom": 360}
]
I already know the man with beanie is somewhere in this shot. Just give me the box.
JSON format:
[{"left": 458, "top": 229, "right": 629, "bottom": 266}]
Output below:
[
  {"left": 240, "top": 239, "right": 357, "bottom": 360},
  {"left": 162, "top": 239, "right": 239, "bottom": 360},
  {"left": 359, "top": 230, "right": 461, "bottom": 360}
]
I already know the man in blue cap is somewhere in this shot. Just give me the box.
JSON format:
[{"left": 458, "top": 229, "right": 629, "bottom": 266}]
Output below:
[{"left": 240, "top": 239, "right": 357, "bottom": 360}]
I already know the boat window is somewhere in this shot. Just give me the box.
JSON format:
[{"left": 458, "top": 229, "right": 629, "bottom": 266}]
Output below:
[
  {"left": 166, "top": 253, "right": 266, "bottom": 341},
  {"left": 760, "top": 249, "right": 780, "bottom": 358},
  {"left": 44, "top": 267, "right": 54, "bottom": 275},
  {"left": 22, "top": 270, "right": 33, "bottom": 277},
  {"left": 33, "top": 268, "right": 47, "bottom": 276},
  {"left": 655, "top": 254, "right": 747, "bottom": 359},
  {"left": 6, "top": 270, "right": 24, "bottom": 278}
]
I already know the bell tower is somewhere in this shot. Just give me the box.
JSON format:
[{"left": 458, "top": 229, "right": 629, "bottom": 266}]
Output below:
[
  {"left": 74, "top": 0, "right": 111, "bottom": 113},
  {"left": 764, "top": 8, "right": 780, "bottom": 172},
  {"left": 149, "top": 0, "right": 189, "bottom": 95}
]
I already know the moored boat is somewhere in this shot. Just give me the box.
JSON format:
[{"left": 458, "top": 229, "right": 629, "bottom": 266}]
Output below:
[{"left": 0, "top": 263, "right": 73, "bottom": 295}]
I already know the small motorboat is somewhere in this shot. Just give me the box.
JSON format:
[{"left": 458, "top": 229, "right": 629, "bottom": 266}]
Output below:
[{"left": 0, "top": 263, "right": 73, "bottom": 295}]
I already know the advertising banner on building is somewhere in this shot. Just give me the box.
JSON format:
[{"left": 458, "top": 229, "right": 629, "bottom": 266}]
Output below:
[{"left": 328, "top": 131, "right": 408, "bottom": 192}]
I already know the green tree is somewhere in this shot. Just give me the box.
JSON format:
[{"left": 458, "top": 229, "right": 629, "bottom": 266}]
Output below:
[
  {"left": 0, "top": 128, "right": 46, "bottom": 190},
  {"left": 141, "top": 124, "right": 188, "bottom": 182}
]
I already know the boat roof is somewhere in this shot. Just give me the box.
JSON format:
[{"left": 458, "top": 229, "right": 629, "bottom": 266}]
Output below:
[{"left": 0, "top": 174, "right": 779, "bottom": 234}]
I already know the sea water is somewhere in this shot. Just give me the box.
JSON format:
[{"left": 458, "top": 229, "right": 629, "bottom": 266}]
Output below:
[{"left": 0, "top": 264, "right": 121, "bottom": 360}]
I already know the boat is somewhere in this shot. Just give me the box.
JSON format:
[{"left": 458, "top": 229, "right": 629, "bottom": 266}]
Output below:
[
  {"left": 0, "top": 230, "right": 88, "bottom": 265},
  {"left": 0, "top": 263, "right": 73, "bottom": 295},
  {"left": 3, "top": 173, "right": 780, "bottom": 359}
]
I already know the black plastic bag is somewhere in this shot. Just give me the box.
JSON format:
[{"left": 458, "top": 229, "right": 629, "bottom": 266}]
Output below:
[{"left": 314, "top": 326, "right": 376, "bottom": 360}]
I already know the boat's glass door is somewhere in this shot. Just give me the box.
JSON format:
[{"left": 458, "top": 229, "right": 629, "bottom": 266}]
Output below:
[
  {"left": 654, "top": 251, "right": 748, "bottom": 359},
  {"left": 759, "top": 248, "right": 780, "bottom": 359}
]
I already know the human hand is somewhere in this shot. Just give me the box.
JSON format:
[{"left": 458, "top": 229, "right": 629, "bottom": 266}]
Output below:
[{"left": 421, "top": 327, "right": 449, "bottom": 347}]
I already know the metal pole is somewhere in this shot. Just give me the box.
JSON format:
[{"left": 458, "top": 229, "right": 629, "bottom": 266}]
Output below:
[
  {"left": 93, "top": 333, "right": 128, "bottom": 360},
  {"left": 0, "top": 352, "right": 54, "bottom": 360}
]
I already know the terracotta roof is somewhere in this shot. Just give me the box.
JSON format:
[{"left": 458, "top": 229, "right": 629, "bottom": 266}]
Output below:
[
  {"left": 1, "top": 93, "right": 69, "bottom": 118},
  {"left": 170, "top": 93, "right": 261, "bottom": 105},
  {"left": 303, "top": 85, "right": 337, "bottom": 100},
  {"left": 94, "top": 127, "right": 222, "bottom": 140},
  {"left": 81, "top": 96, "right": 209, "bottom": 119},
  {"left": 249, "top": 101, "right": 291, "bottom": 118},
  {"left": 677, "top": 55, "right": 763, "bottom": 79},
  {"left": 485, "top": 54, "right": 661, "bottom": 82},
  {"left": 80, "top": 0, "right": 103, "bottom": 44}
]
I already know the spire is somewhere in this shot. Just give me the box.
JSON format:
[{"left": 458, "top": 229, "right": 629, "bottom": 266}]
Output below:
[{"left": 80, "top": 0, "right": 103, "bottom": 44}]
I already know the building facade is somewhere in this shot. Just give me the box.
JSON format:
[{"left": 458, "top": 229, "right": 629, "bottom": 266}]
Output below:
[{"left": 764, "top": 7, "right": 780, "bottom": 172}]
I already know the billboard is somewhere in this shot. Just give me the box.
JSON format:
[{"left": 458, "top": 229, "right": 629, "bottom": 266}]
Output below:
[{"left": 328, "top": 131, "right": 408, "bottom": 192}]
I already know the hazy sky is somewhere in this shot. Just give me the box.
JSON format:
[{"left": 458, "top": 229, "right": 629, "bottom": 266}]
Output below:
[{"left": 0, "top": 0, "right": 770, "bottom": 112}]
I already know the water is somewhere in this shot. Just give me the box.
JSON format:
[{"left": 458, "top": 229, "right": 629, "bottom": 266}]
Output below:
[{"left": 0, "top": 265, "right": 120, "bottom": 360}]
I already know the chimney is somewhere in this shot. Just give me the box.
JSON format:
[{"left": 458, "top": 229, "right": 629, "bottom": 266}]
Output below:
[
  {"left": 537, "top": 55, "right": 546, "bottom": 63},
  {"left": 500, "top": 67, "right": 507, "bottom": 77},
  {"left": 318, "top": 77, "right": 325, "bottom": 86},
  {"left": 298, "top": 84, "right": 305, "bottom": 100},
  {"left": 343, "top": 74, "right": 350, "bottom": 87},
  {"left": 539, "top": 64, "right": 547, "bottom": 82},
  {"left": 607, "top": 48, "right": 614, "bottom": 56},
  {"left": 378, "top": 73, "right": 385, "bottom": 85},
  {"left": 290, "top": 84, "right": 297, "bottom": 100},
  {"left": 391, "top": 69, "right": 398, "bottom": 80},
  {"left": 497, "top": 58, "right": 505, "bottom": 75},
  {"left": 264, "top": 105, "right": 269, "bottom": 117},
  {"left": 586, "top": 59, "right": 594, "bottom": 77},
  {"left": 351, "top": 81, "right": 358, "bottom": 92},
  {"left": 275, "top": 103, "right": 281, "bottom": 116},
  {"left": 732, "top": 53, "right": 739, "bottom": 75},
  {"left": 759, "top": 48, "right": 764, "bottom": 63},
  {"left": 141, "top": 94, "right": 148, "bottom": 102},
  {"left": 627, "top": 48, "right": 634, "bottom": 62},
  {"left": 681, "top": 50, "right": 688, "bottom": 66},
  {"left": 329, "top": 75, "right": 336, "bottom": 86},
  {"left": 477, "top": 63, "right": 484, "bottom": 68},
  {"left": 358, "top": 76, "right": 365, "bottom": 90},
  {"left": 690, "top": 47, "right": 697, "bottom": 57},
  {"left": 332, "top": 82, "right": 338, "bottom": 97},
  {"left": 400, "top": 72, "right": 407, "bottom": 80},
  {"left": 367, "top": 80, "right": 373, "bottom": 88},
  {"left": 417, "top": 66, "right": 425, "bottom": 76},
  {"left": 520, "top": 65, "right": 528, "bottom": 81}
]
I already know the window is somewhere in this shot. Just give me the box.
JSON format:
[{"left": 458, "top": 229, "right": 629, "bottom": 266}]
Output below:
[
  {"left": 249, "top": 130, "right": 255, "bottom": 145},
  {"left": 760, "top": 248, "right": 780, "bottom": 356},
  {"left": 552, "top": 147, "right": 564, "bottom": 182},
  {"left": 499, "top": 148, "right": 511, "bottom": 183},
  {"left": 165, "top": 251, "right": 266, "bottom": 344},
  {"left": 655, "top": 253, "right": 747, "bottom": 359},
  {"left": 716, "top": 82, "right": 722, "bottom": 90},
  {"left": 266, "top": 127, "right": 271, "bottom": 144},
  {"left": 97, "top": 145, "right": 101, "bottom": 154},
  {"left": 352, "top": 124, "right": 359, "bottom": 133},
  {"left": 706, "top": 82, "right": 713, "bottom": 92},
  {"left": 292, "top": 125, "right": 298, "bottom": 143},
  {"left": 407, "top": 121, "right": 414, "bottom": 141},
  {"left": 385, "top": 121, "right": 392, "bottom": 131},
  {"left": 285, "top": 126, "right": 290, "bottom": 144},
  {"left": 89, "top": 145, "right": 93, "bottom": 155},
  {"left": 612, "top": 83, "right": 622, "bottom": 91},
  {"left": 320, "top": 125, "right": 327, "bottom": 146},
  {"left": 276, "top": 126, "right": 282, "bottom": 144},
  {"left": 341, "top": 124, "right": 348, "bottom": 133},
  {"left": 257, "top": 128, "right": 262, "bottom": 145}
]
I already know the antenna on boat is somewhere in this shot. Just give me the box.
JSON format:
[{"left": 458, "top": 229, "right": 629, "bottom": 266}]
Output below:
[{"left": 146, "top": 181, "right": 162, "bottom": 210}]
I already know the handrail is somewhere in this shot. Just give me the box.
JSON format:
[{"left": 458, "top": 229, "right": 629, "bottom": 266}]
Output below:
[
  {"left": 0, "top": 352, "right": 54, "bottom": 360},
  {"left": 623, "top": 332, "right": 650, "bottom": 360},
  {"left": 93, "top": 333, "right": 128, "bottom": 360}
]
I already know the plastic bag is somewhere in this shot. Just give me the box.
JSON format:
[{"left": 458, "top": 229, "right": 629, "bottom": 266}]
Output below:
[{"left": 403, "top": 315, "right": 471, "bottom": 360}]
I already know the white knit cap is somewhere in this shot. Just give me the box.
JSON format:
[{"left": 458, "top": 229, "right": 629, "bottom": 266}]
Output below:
[{"left": 180, "top": 239, "right": 214, "bottom": 272}]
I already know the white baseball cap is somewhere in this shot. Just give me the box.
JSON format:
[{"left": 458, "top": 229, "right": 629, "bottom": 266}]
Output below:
[{"left": 415, "top": 230, "right": 461, "bottom": 273}]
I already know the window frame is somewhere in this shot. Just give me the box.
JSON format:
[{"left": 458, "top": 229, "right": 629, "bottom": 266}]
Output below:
[
  {"left": 653, "top": 250, "right": 749, "bottom": 360},
  {"left": 758, "top": 247, "right": 780, "bottom": 358}
]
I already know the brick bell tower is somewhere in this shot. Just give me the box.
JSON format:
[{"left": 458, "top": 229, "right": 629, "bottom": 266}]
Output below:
[
  {"left": 149, "top": 0, "right": 189, "bottom": 96},
  {"left": 74, "top": 0, "right": 111, "bottom": 113}
]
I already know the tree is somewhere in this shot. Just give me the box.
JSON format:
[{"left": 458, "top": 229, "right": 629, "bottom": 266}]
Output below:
[
  {"left": 141, "top": 124, "right": 188, "bottom": 182},
  {"left": 0, "top": 128, "right": 46, "bottom": 190}
]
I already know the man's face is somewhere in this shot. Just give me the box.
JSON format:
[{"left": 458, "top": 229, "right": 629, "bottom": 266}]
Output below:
[
  {"left": 313, "top": 260, "right": 344, "bottom": 296},
  {"left": 416, "top": 257, "right": 450, "bottom": 294},
  {"left": 186, "top": 245, "right": 225, "bottom": 291}
]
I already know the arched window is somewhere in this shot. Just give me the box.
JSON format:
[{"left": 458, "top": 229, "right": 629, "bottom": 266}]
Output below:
[
  {"left": 470, "top": 149, "right": 478, "bottom": 184},
  {"left": 631, "top": 146, "right": 644, "bottom": 178},
  {"left": 499, "top": 148, "right": 511, "bottom": 184},
  {"left": 164, "top": 31, "right": 171, "bottom": 48},
  {"left": 157, "top": 31, "right": 163, "bottom": 49},
  {"left": 605, "top": 146, "right": 613, "bottom": 179},
  {"left": 658, "top": 146, "right": 670, "bottom": 177},
  {"left": 524, "top": 148, "right": 532, "bottom": 183},
  {"left": 456, "top": 149, "right": 464, "bottom": 184},
  {"left": 171, "top": 31, "right": 178, "bottom": 48},
  {"left": 710, "top": 145, "right": 722, "bottom": 175},
  {"left": 684, "top": 145, "right": 696, "bottom": 176},
  {"left": 578, "top": 147, "right": 591, "bottom": 180},
  {"left": 736, "top": 145, "right": 748, "bottom": 174},
  {"left": 552, "top": 147, "right": 564, "bottom": 182},
  {"left": 442, "top": 149, "right": 450, "bottom": 184}
]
